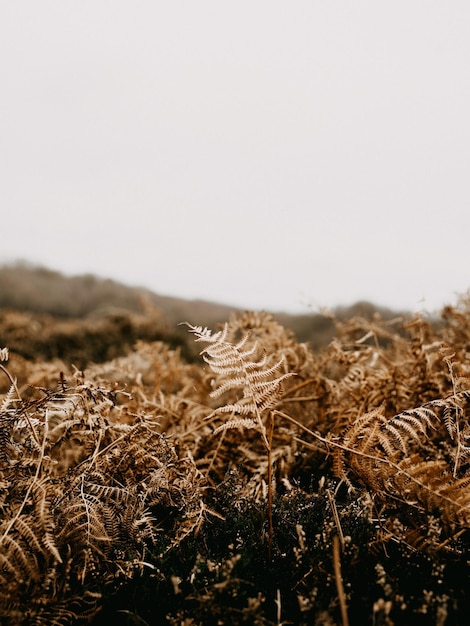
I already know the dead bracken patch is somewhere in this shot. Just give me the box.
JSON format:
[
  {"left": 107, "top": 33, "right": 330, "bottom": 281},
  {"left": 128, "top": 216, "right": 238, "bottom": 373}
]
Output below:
[{"left": 0, "top": 299, "right": 469, "bottom": 625}]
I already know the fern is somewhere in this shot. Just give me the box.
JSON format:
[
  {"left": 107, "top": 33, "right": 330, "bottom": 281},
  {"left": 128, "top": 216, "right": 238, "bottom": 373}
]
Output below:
[
  {"left": 185, "top": 322, "right": 293, "bottom": 448},
  {"left": 0, "top": 364, "right": 204, "bottom": 624},
  {"left": 331, "top": 394, "right": 470, "bottom": 526},
  {"left": 185, "top": 321, "right": 296, "bottom": 558},
  {"left": 0, "top": 383, "right": 15, "bottom": 415},
  {"left": 213, "top": 417, "right": 260, "bottom": 436}
]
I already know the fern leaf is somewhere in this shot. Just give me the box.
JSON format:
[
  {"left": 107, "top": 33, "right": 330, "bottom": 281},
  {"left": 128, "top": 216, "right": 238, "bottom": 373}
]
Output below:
[
  {"left": 187, "top": 322, "right": 294, "bottom": 448},
  {"left": 43, "top": 532, "right": 63, "bottom": 563},
  {"left": 382, "top": 421, "right": 410, "bottom": 454},
  {"left": 184, "top": 322, "right": 228, "bottom": 344},
  {"left": 210, "top": 376, "right": 250, "bottom": 398},
  {"left": 443, "top": 404, "right": 459, "bottom": 439},
  {"left": 208, "top": 403, "right": 257, "bottom": 418},
  {"left": 213, "top": 418, "right": 260, "bottom": 436},
  {"left": 14, "top": 516, "right": 45, "bottom": 558},
  {"left": 0, "top": 384, "right": 16, "bottom": 415},
  {"left": 0, "top": 534, "right": 40, "bottom": 581}
]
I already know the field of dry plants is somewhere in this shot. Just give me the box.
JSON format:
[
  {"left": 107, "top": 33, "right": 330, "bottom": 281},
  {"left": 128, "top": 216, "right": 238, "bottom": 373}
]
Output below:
[{"left": 0, "top": 295, "right": 469, "bottom": 625}]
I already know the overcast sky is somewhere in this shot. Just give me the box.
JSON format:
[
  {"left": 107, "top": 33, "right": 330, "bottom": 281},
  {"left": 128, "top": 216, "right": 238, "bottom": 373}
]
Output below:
[{"left": 1, "top": 1, "right": 469, "bottom": 315}]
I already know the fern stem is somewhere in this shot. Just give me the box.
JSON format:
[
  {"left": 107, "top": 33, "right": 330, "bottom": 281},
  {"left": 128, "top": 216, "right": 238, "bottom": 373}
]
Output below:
[
  {"left": 333, "top": 535, "right": 349, "bottom": 626},
  {"left": 267, "top": 411, "right": 274, "bottom": 560}
]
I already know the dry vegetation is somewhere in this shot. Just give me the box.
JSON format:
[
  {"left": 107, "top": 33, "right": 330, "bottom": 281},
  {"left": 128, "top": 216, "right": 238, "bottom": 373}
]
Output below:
[{"left": 0, "top": 272, "right": 469, "bottom": 624}]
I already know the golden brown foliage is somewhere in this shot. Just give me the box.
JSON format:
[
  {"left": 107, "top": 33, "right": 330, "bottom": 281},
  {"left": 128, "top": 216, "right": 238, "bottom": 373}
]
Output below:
[
  {"left": 0, "top": 368, "right": 202, "bottom": 624},
  {"left": 0, "top": 297, "right": 469, "bottom": 624}
]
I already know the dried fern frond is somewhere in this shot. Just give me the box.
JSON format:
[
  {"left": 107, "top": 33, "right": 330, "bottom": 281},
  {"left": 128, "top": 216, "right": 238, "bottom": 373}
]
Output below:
[
  {"left": 332, "top": 392, "right": 470, "bottom": 526},
  {"left": 213, "top": 417, "right": 260, "bottom": 435},
  {"left": 184, "top": 322, "right": 294, "bottom": 448},
  {"left": 0, "top": 384, "right": 16, "bottom": 415},
  {"left": 0, "top": 370, "right": 204, "bottom": 625}
]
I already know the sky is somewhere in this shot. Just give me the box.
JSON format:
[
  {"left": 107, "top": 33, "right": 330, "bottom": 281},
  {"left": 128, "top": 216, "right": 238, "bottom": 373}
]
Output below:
[{"left": 1, "top": 1, "right": 470, "bottom": 315}]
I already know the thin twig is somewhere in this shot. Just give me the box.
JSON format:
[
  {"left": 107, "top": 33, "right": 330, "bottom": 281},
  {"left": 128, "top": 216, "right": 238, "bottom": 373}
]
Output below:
[
  {"left": 267, "top": 410, "right": 275, "bottom": 561},
  {"left": 333, "top": 535, "right": 349, "bottom": 626},
  {"left": 327, "top": 489, "right": 345, "bottom": 551},
  {"left": 281, "top": 378, "right": 320, "bottom": 398}
]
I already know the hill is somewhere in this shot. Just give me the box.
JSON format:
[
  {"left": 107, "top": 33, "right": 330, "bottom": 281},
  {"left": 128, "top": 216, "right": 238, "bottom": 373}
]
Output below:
[
  {"left": 0, "top": 262, "right": 409, "bottom": 365},
  {"left": 0, "top": 261, "right": 236, "bottom": 323}
]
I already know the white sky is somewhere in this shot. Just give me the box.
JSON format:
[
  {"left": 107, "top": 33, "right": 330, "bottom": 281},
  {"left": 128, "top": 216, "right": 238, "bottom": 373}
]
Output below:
[{"left": 1, "top": 1, "right": 469, "bottom": 315}]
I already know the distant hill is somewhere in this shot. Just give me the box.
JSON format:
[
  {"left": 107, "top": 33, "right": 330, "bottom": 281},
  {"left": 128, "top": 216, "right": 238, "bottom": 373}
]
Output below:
[
  {"left": 0, "top": 262, "right": 410, "bottom": 359},
  {"left": 0, "top": 262, "right": 237, "bottom": 325}
]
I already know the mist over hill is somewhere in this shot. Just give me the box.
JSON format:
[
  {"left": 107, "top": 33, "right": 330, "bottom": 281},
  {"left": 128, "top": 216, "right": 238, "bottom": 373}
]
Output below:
[
  {"left": 0, "top": 262, "right": 407, "bottom": 317},
  {"left": 0, "top": 261, "right": 235, "bottom": 322},
  {"left": 0, "top": 262, "right": 411, "bottom": 363}
]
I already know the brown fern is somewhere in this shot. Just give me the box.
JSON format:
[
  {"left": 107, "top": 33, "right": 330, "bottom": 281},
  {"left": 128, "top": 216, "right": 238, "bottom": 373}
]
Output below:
[
  {"left": 185, "top": 321, "right": 295, "bottom": 557},
  {"left": 331, "top": 394, "right": 470, "bottom": 526},
  {"left": 184, "top": 322, "right": 293, "bottom": 448}
]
